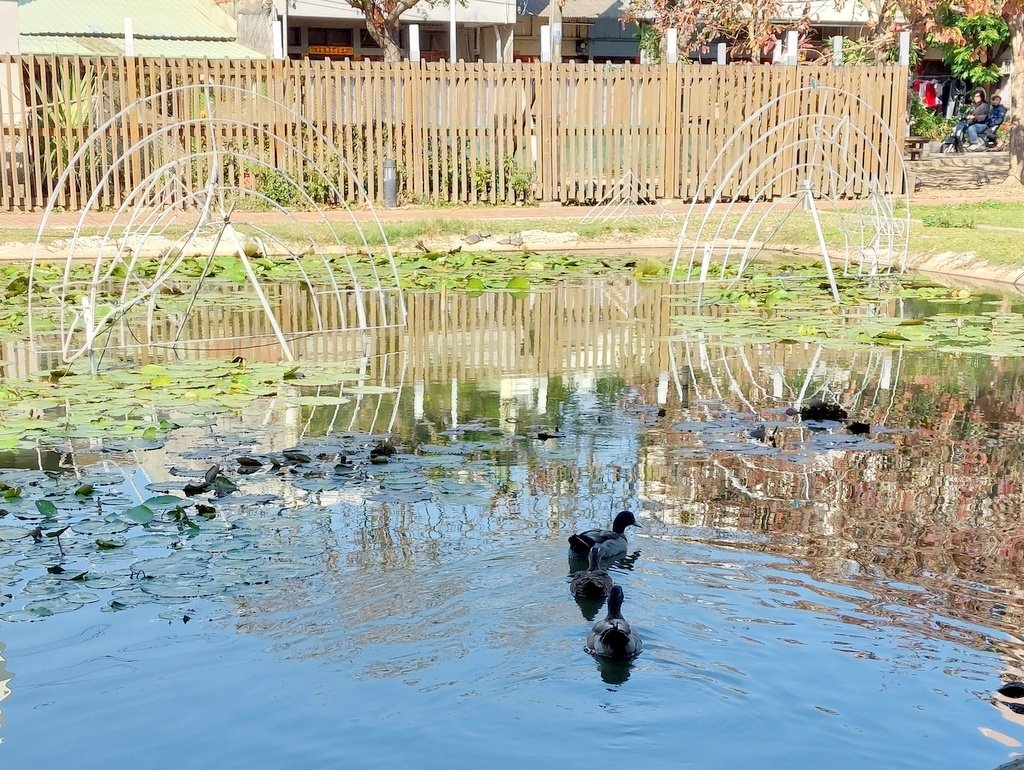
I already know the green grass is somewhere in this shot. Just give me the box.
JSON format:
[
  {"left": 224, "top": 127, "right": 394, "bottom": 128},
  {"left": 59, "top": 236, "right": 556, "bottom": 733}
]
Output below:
[
  {"left": 912, "top": 200, "right": 1024, "bottom": 229},
  {"left": 7, "top": 199, "right": 1024, "bottom": 268}
]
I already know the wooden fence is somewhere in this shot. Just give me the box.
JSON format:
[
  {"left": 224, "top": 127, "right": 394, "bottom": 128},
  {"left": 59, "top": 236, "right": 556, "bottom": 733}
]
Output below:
[{"left": 0, "top": 56, "right": 909, "bottom": 211}]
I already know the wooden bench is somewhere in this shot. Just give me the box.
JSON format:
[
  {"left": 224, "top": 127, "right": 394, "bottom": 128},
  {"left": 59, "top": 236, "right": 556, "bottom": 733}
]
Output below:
[{"left": 905, "top": 135, "right": 927, "bottom": 162}]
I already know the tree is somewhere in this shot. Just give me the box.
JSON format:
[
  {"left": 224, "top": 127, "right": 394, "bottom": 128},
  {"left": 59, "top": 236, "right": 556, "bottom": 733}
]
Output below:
[
  {"left": 624, "top": 0, "right": 811, "bottom": 62},
  {"left": 856, "top": 0, "right": 1024, "bottom": 182},
  {"left": 928, "top": 11, "right": 1010, "bottom": 87},
  {"left": 344, "top": 0, "right": 423, "bottom": 61}
]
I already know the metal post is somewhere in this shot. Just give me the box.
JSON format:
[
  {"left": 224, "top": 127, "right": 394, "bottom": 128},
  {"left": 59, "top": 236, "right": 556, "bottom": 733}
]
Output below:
[
  {"left": 224, "top": 220, "right": 295, "bottom": 360},
  {"left": 383, "top": 158, "right": 397, "bottom": 207},
  {"left": 803, "top": 180, "right": 840, "bottom": 303}
]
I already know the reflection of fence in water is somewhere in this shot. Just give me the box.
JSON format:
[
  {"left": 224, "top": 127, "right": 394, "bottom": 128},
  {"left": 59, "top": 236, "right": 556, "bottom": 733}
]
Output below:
[{"left": 11, "top": 280, "right": 673, "bottom": 382}]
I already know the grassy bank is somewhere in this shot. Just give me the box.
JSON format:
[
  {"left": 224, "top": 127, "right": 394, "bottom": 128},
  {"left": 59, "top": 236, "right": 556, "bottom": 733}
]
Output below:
[{"left": 3, "top": 200, "right": 1024, "bottom": 268}]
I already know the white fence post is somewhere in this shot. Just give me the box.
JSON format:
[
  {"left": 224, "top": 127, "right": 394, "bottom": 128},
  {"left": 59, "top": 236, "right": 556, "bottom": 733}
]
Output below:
[
  {"left": 124, "top": 17, "right": 135, "bottom": 56},
  {"left": 785, "top": 30, "right": 798, "bottom": 65},
  {"left": 409, "top": 23, "right": 421, "bottom": 62},
  {"left": 540, "top": 24, "right": 551, "bottom": 63},
  {"left": 898, "top": 30, "right": 911, "bottom": 66},
  {"left": 666, "top": 28, "right": 678, "bottom": 64}
]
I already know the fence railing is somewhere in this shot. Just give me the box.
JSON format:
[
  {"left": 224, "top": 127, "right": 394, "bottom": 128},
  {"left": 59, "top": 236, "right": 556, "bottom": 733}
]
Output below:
[{"left": 0, "top": 56, "right": 909, "bottom": 211}]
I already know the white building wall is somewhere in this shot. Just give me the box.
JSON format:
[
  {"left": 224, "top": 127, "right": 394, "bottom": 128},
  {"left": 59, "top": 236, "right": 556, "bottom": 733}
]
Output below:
[{"left": 0, "top": 0, "right": 23, "bottom": 128}]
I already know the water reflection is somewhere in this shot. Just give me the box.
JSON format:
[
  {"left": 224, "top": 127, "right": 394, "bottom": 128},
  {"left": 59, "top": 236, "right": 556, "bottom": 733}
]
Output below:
[
  {"left": 593, "top": 655, "right": 634, "bottom": 686},
  {"left": 0, "top": 643, "right": 11, "bottom": 731},
  {"left": 3, "top": 278, "right": 1024, "bottom": 766}
]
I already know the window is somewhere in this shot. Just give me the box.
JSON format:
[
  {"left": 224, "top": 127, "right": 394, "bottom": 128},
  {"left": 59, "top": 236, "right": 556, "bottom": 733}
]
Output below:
[
  {"left": 307, "top": 27, "right": 354, "bottom": 57},
  {"left": 308, "top": 28, "right": 354, "bottom": 46}
]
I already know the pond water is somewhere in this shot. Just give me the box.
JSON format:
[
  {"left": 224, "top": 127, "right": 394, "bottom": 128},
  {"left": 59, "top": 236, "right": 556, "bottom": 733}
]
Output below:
[{"left": 3, "top": 277, "right": 1024, "bottom": 768}]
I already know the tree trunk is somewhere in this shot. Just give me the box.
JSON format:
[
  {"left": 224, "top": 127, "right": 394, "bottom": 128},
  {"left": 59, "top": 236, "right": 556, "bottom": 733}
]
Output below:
[
  {"left": 364, "top": 13, "right": 403, "bottom": 62},
  {"left": 1009, "top": 10, "right": 1024, "bottom": 183}
]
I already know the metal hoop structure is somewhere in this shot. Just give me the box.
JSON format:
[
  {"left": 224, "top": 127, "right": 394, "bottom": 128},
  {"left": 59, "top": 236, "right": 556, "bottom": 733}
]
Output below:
[
  {"left": 669, "top": 84, "right": 911, "bottom": 304},
  {"left": 28, "top": 84, "right": 406, "bottom": 371}
]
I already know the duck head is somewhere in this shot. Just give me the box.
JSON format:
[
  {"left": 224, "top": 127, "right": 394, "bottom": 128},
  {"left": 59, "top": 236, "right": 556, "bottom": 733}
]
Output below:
[{"left": 611, "top": 510, "right": 641, "bottom": 534}]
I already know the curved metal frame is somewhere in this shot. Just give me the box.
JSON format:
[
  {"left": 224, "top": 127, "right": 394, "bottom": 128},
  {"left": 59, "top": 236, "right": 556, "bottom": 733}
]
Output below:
[
  {"left": 669, "top": 85, "right": 912, "bottom": 299},
  {"left": 29, "top": 84, "right": 406, "bottom": 369}
]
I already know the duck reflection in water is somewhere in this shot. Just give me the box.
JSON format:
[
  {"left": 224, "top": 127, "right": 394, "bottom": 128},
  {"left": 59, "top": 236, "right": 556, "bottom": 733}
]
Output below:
[
  {"left": 567, "top": 548, "right": 642, "bottom": 575},
  {"left": 594, "top": 655, "right": 634, "bottom": 686}
]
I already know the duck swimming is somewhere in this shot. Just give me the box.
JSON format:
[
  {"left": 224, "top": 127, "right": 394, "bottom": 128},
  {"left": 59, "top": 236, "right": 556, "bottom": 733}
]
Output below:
[
  {"left": 568, "top": 510, "right": 640, "bottom": 559},
  {"left": 587, "top": 585, "right": 642, "bottom": 660},
  {"left": 569, "top": 546, "right": 614, "bottom": 600}
]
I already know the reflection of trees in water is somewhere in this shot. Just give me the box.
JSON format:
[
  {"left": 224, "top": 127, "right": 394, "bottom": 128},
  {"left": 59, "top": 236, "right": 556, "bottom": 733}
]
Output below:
[{"left": 632, "top": 342, "right": 1024, "bottom": 637}]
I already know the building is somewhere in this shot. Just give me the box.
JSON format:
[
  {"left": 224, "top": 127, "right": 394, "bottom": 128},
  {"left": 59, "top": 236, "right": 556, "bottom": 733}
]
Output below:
[
  {"left": 516, "top": 0, "right": 639, "bottom": 63},
  {"left": 14, "top": 0, "right": 265, "bottom": 58},
  {"left": 274, "top": 0, "right": 517, "bottom": 62}
]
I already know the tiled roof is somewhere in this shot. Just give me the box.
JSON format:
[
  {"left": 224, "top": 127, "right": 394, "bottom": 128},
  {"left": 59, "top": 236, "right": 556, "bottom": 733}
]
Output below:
[
  {"left": 19, "top": 34, "right": 267, "bottom": 58},
  {"left": 18, "top": 0, "right": 266, "bottom": 57}
]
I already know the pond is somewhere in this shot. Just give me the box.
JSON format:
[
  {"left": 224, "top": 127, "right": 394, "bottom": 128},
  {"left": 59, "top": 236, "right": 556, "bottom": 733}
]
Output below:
[{"left": 2, "top": 275, "right": 1024, "bottom": 768}]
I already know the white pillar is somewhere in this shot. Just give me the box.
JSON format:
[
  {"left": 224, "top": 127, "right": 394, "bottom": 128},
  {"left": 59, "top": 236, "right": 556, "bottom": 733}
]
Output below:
[
  {"left": 832, "top": 35, "right": 843, "bottom": 66},
  {"left": 771, "top": 38, "right": 782, "bottom": 64},
  {"left": 898, "top": 30, "right": 911, "bottom": 66},
  {"left": 409, "top": 23, "right": 421, "bottom": 62},
  {"left": 502, "top": 27, "right": 514, "bottom": 62},
  {"left": 0, "top": 0, "right": 21, "bottom": 127},
  {"left": 716, "top": 42, "right": 726, "bottom": 65},
  {"left": 414, "top": 380, "right": 425, "bottom": 420},
  {"left": 0, "top": 0, "right": 19, "bottom": 55},
  {"left": 450, "top": 377, "right": 458, "bottom": 428},
  {"left": 540, "top": 24, "right": 551, "bottom": 63},
  {"left": 785, "top": 30, "right": 798, "bottom": 65},
  {"left": 124, "top": 17, "right": 135, "bottom": 56},
  {"left": 665, "top": 28, "right": 678, "bottom": 64},
  {"left": 449, "top": 0, "right": 457, "bottom": 61},
  {"left": 657, "top": 372, "right": 669, "bottom": 405},
  {"left": 272, "top": 19, "right": 283, "bottom": 59},
  {"left": 281, "top": 0, "right": 289, "bottom": 58},
  {"left": 550, "top": 0, "right": 562, "bottom": 64}
]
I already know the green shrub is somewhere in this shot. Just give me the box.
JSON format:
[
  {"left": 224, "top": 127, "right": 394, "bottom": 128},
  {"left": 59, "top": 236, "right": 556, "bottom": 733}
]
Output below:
[
  {"left": 921, "top": 211, "right": 975, "bottom": 228},
  {"left": 909, "top": 96, "right": 954, "bottom": 141}
]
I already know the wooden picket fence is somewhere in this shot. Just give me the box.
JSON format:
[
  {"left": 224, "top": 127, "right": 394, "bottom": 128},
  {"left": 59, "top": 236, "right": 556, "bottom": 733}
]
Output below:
[{"left": 0, "top": 56, "right": 909, "bottom": 211}]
